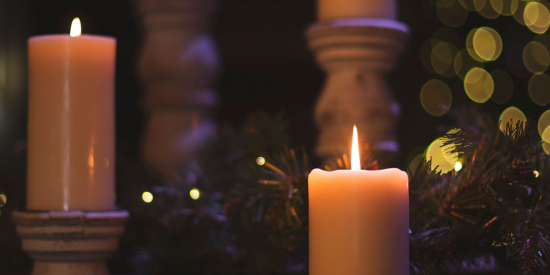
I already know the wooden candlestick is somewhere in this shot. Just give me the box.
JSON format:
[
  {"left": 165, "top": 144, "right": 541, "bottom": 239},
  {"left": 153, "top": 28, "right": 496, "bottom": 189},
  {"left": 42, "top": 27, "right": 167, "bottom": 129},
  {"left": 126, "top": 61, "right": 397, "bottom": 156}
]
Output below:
[
  {"left": 307, "top": 19, "right": 409, "bottom": 158},
  {"left": 13, "top": 210, "right": 129, "bottom": 275},
  {"left": 137, "top": 0, "right": 219, "bottom": 178}
]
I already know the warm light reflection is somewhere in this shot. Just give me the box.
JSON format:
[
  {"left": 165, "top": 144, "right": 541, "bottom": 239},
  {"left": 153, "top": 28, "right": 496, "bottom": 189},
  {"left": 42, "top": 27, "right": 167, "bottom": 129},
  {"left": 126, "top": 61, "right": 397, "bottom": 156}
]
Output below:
[
  {"left": 70, "top": 17, "right": 81, "bottom": 37},
  {"left": 534, "top": 170, "right": 540, "bottom": 177},
  {"left": 499, "top": 106, "right": 527, "bottom": 131},
  {"left": 351, "top": 125, "right": 361, "bottom": 171},
  {"left": 538, "top": 110, "right": 550, "bottom": 137},
  {"left": 142, "top": 192, "right": 153, "bottom": 203},
  {"left": 426, "top": 138, "right": 457, "bottom": 173},
  {"left": 524, "top": 2, "right": 550, "bottom": 34},
  {"left": 0, "top": 194, "right": 6, "bottom": 206},
  {"left": 464, "top": 67, "right": 494, "bottom": 103},
  {"left": 420, "top": 79, "right": 453, "bottom": 116},
  {"left": 190, "top": 188, "right": 200, "bottom": 200},
  {"left": 256, "top": 157, "right": 266, "bottom": 165},
  {"left": 529, "top": 74, "right": 550, "bottom": 106},
  {"left": 523, "top": 41, "right": 550, "bottom": 74},
  {"left": 473, "top": 27, "right": 502, "bottom": 61}
]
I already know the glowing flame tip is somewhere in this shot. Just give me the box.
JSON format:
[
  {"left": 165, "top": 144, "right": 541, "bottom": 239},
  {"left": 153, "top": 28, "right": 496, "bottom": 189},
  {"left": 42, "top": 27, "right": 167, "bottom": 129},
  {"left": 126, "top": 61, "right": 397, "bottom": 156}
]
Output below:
[
  {"left": 70, "top": 17, "right": 81, "bottom": 37},
  {"left": 351, "top": 125, "right": 361, "bottom": 170}
]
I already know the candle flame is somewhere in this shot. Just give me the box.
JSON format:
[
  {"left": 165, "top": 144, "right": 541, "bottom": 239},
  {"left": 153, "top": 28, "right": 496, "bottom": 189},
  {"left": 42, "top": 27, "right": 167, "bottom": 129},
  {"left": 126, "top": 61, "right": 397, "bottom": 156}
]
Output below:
[
  {"left": 70, "top": 17, "right": 81, "bottom": 37},
  {"left": 351, "top": 125, "right": 361, "bottom": 170}
]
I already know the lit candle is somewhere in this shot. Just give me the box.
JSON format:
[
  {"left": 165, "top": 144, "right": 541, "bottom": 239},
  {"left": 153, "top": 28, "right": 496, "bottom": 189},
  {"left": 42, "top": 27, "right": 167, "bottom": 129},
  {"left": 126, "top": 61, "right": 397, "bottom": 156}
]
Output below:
[
  {"left": 317, "top": 0, "right": 397, "bottom": 21},
  {"left": 27, "top": 18, "right": 116, "bottom": 210},
  {"left": 308, "top": 126, "right": 409, "bottom": 275}
]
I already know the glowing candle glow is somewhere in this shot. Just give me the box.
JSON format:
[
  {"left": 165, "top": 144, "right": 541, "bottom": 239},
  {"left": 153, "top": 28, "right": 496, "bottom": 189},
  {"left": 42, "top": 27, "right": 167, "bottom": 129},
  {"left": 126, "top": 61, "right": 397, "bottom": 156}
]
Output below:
[
  {"left": 27, "top": 18, "right": 116, "bottom": 210},
  {"left": 308, "top": 126, "right": 409, "bottom": 275}
]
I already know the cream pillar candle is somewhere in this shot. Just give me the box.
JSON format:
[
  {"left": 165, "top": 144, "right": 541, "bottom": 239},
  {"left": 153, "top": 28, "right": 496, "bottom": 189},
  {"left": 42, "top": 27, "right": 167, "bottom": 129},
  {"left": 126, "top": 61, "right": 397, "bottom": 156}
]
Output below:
[
  {"left": 308, "top": 126, "right": 409, "bottom": 275},
  {"left": 27, "top": 18, "right": 116, "bottom": 210},
  {"left": 317, "top": 0, "right": 397, "bottom": 21}
]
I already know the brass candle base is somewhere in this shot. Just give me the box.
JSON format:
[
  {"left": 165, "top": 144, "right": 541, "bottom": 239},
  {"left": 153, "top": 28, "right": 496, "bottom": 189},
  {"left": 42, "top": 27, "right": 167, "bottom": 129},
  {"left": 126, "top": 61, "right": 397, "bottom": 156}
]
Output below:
[{"left": 12, "top": 209, "right": 129, "bottom": 275}]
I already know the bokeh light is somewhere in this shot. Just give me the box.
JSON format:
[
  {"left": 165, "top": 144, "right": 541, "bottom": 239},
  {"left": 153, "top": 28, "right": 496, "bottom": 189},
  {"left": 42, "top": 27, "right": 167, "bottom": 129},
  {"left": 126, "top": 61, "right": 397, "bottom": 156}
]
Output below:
[
  {"left": 438, "top": 0, "right": 469, "bottom": 27},
  {"left": 464, "top": 67, "right": 494, "bottom": 103},
  {"left": 514, "top": 0, "right": 528, "bottom": 25},
  {"left": 499, "top": 106, "right": 527, "bottom": 131},
  {"left": 0, "top": 194, "right": 6, "bottom": 207},
  {"left": 476, "top": 0, "right": 500, "bottom": 18},
  {"left": 524, "top": 2, "right": 550, "bottom": 34},
  {"left": 421, "top": 39, "right": 439, "bottom": 73},
  {"left": 256, "top": 157, "right": 266, "bottom": 165},
  {"left": 543, "top": 141, "right": 550, "bottom": 154},
  {"left": 455, "top": 48, "right": 485, "bottom": 79},
  {"left": 490, "top": 69, "right": 514, "bottom": 104},
  {"left": 142, "top": 192, "right": 153, "bottom": 203},
  {"left": 507, "top": 45, "right": 531, "bottom": 77},
  {"left": 493, "top": 0, "right": 519, "bottom": 16},
  {"left": 534, "top": 170, "right": 540, "bottom": 177},
  {"left": 523, "top": 41, "right": 550, "bottom": 74},
  {"left": 426, "top": 138, "right": 458, "bottom": 173},
  {"left": 431, "top": 42, "right": 458, "bottom": 76},
  {"left": 528, "top": 74, "right": 550, "bottom": 106},
  {"left": 459, "top": 0, "right": 477, "bottom": 11},
  {"left": 190, "top": 188, "right": 200, "bottom": 200},
  {"left": 454, "top": 161, "right": 463, "bottom": 172},
  {"left": 467, "top": 28, "right": 485, "bottom": 62},
  {"left": 543, "top": 127, "right": 550, "bottom": 142},
  {"left": 473, "top": 27, "right": 503, "bottom": 61},
  {"left": 420, "top": 79, "right": 453, "bottom": 116},
  {"left": 538, "top": 110, "right": 550, "bottom": 137}
]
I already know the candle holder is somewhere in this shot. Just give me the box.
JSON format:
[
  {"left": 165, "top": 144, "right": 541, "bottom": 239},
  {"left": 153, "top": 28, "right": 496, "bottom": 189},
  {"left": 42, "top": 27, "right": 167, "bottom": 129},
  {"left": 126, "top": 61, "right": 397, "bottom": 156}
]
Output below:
[
  {"left": 12, "top": 209, "right": 129, "bottom": 275},
  {"left": 307, "top": 18, "right": 409, "bottom": 159}
]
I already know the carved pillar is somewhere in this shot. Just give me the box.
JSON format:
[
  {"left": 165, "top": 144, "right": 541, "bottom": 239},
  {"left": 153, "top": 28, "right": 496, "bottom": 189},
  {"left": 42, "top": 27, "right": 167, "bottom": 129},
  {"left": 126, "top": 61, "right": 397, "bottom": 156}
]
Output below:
[
  {"left": 137, "top": 0, "right": 219, "bottom": 177},
  {"left": 307, "top": 19, "right": 409, "bottom": 158}
]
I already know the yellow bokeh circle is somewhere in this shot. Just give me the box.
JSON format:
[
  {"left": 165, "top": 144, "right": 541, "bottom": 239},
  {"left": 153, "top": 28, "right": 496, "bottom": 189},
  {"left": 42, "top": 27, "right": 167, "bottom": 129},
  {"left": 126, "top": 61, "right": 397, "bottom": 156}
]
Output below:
[
  {"left": 467, "top": 28, "right": 485, "bottom": 62},
  {"left": 473, "top": 27, "right": 503, "bottom": 61},
  {"left": 464, "top": 67, "right": 494, "bottom": 103},
  {"left": 426, "top": 138, "right": 458, "bottom": 173},
  {"left": 524, "top": 2, "right": 550, "bottom": 34},
  {"left": 523, "top": 41, "right": 550, "bottom": 74},
  {"left": 529, "top": 74, "right": 550, "bottom": 106},
  {"left": 493, "top": 0, "right": 519, "bottom": 16},
  {"left": 431, "top": 42, "right": 458, "bottom": 77},
  {"left": 420, "top": 79, "right": 453, "bottom": 116},
  {"left": 499, "top": 106, "right": 526, "bottom": 131},
  {"left": 543, "top": 141, "right": 550, "bottom": 154},
  {"left": 538, "top": 110, "right": 550, "bottom": 137}
]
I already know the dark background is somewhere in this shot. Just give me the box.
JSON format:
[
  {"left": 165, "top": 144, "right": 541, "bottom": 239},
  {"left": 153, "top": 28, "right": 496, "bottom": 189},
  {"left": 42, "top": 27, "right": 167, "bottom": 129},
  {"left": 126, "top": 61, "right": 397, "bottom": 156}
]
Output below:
[
  {"left": 1, "top": 0, "right": 546, "bottom": 169},
  {"left": 0, "top": 0, "right": 546, "bottom": 274}
]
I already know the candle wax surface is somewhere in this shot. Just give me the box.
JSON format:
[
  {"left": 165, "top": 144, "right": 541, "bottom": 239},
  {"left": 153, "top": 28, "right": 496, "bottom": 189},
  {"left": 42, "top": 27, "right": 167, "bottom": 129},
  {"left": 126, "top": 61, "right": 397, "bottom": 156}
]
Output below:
[
  {"left": 27, "top": 34, "right": 116, "bottom": 211},
  {"left": 309, "top": 168, "right": 409, "bottom": 275}
]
